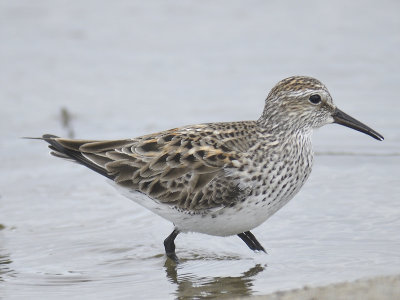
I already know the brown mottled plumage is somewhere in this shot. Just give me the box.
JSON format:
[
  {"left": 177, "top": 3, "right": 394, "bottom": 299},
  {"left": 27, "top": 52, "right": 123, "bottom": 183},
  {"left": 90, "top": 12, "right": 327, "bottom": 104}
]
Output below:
[
  {"left": 36, "top": 76, "right": 383, "bottom": 262},
  {"left": 46, "top": 122, "right": 256, "bottom": 211}
]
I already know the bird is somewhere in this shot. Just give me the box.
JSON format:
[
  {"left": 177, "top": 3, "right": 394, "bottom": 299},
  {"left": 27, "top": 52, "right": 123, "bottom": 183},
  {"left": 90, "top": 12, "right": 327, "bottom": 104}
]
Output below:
[{"left": 33, "top": 76, "right": 384, "bottom": 262}]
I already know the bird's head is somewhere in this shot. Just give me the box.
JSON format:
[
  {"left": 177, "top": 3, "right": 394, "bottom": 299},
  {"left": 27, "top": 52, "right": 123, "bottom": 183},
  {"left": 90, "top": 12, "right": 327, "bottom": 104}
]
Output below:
[{"left": 258, "top": 76, "right": 383, "bottom": 141}]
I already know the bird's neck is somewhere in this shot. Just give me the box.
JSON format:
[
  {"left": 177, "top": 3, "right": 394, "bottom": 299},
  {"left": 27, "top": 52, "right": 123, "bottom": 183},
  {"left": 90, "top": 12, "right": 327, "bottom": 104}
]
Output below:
[
  {"left": 257, "top": 104, "right": 314, "bottom": 137},
  {"left": 257, "top": 117, "right": 313, "bottom": 142}
]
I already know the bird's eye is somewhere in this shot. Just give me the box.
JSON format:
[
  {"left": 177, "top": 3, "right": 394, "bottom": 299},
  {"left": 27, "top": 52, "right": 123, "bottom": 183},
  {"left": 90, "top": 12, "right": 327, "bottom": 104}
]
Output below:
[{"left": 309, "top": 94, "right": 322, "bottom": 104}]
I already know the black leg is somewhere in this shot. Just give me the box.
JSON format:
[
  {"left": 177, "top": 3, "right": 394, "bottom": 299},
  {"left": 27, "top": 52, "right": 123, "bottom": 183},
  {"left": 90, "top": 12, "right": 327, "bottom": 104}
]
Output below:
[
  {"left": 238, "top": 232, "right": 257, "bottom": 250},
  {"left": 164, "top": 229, "right": 180, "bottom": 263},
  {"left": 244, "top": 231, "right": 266, "bottom": 252},
  {"left": 237, "top": 231, "right": 266, "bottom": 253}
]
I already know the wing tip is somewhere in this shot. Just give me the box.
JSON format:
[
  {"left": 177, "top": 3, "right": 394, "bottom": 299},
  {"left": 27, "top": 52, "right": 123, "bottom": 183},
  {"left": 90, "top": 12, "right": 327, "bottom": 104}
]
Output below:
[
  {"left": 42, "top": 134, "right": 60, "bottom": 140},
  {"left": 22, "top": 134, "right": 60, "bottom": 141}
]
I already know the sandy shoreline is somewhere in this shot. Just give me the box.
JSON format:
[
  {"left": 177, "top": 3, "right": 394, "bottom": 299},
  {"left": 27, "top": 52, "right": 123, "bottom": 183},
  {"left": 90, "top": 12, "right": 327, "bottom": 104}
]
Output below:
[{"left": 240, "top": 274, "right": 400, "bottom": 300}]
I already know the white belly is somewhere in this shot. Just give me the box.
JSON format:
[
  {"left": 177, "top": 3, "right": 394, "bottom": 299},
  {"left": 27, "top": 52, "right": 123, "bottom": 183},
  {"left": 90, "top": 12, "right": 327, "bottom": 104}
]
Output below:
[{"left": 112, "top": 181, "right": 300, "bottom": 236}]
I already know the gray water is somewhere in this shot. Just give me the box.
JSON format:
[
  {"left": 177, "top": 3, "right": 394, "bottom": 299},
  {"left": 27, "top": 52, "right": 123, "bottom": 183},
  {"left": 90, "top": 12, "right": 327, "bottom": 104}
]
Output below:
[{"left": 1, "top": 1, "right": 399, "bottom": 299}]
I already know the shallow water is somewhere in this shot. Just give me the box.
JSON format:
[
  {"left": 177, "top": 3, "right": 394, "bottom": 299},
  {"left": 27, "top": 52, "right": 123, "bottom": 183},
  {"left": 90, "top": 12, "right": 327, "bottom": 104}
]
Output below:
[{"left": 1, "top": 1, "right": 400, "bottom": 299}]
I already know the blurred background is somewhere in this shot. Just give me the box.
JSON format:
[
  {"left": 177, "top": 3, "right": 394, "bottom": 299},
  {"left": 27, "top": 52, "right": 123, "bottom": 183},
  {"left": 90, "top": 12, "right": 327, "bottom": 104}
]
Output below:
[{"left": 1, "top": 1, "right": 399, "bottom": 299}]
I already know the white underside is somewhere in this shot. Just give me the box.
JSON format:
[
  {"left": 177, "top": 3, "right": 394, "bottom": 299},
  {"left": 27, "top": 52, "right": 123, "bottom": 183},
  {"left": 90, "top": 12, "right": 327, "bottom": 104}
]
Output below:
[{"left": 111, "top": 181, "right": 297, "bottom": 236}]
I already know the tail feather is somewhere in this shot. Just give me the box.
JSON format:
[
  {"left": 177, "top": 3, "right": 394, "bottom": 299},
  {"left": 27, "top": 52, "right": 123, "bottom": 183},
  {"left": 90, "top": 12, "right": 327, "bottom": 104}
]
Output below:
[
  {"left": 48, "top": 145, "right": 76, "bottom": 161},
  {"left": 41, "top": 134, "right": 115, "bottom": 180}
]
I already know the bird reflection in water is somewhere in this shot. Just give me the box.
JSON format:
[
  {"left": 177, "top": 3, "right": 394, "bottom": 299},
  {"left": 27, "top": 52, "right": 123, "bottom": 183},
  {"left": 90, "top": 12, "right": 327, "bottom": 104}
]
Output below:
[{"left": 164, "top": 260, "right": 266, "bottom": 298}]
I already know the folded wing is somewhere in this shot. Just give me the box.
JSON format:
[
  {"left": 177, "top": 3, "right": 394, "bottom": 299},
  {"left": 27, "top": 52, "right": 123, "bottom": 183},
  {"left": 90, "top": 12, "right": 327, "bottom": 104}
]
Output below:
[{"left": 43, "top": 122, "right": 257, "bottom": 211}]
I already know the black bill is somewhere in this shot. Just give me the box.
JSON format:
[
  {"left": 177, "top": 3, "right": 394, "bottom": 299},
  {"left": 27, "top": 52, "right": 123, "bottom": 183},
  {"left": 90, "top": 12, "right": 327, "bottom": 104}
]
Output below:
[{"left": 332, "top": 108, "right": 384, "bottom": 141}]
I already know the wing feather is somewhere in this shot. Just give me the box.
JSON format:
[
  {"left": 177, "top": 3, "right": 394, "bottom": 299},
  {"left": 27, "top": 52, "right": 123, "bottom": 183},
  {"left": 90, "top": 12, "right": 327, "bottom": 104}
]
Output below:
[{"left": 42, "top": 121, "right": 258, "bottom": 211}]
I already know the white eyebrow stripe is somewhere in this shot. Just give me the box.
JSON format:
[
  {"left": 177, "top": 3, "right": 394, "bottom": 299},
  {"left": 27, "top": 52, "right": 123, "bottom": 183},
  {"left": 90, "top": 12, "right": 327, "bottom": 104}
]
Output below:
[
  {"left": 284, "top": 89, "right": 326, "bottom": 98},
  {"left": 285, "top": 89, "right": 315, "bottom": 97}
]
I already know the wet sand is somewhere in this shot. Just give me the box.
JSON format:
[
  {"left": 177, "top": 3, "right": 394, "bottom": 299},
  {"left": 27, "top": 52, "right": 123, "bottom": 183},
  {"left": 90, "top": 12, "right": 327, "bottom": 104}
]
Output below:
[{"left": 245, "top": 274, "right": 400, "bottom": 300}]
